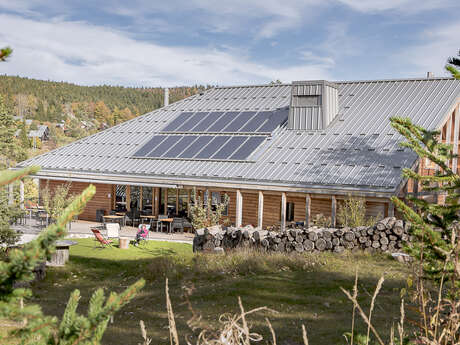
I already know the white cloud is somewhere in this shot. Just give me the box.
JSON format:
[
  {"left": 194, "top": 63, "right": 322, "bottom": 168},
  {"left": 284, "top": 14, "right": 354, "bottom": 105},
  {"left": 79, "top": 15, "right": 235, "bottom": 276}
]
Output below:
[
  {"left": 0, "top": 14, "right": 333, "bottom": 86},
  {"left": 396, "top": 22, "right": 460, "bottom": 77},
  {"left": 336, "top": 0, "right": 456, "bottom": 13}
]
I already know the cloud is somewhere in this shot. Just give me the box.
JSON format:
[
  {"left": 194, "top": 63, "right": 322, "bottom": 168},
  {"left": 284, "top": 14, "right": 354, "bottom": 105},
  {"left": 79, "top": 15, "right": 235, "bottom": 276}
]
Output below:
[
  {"left": 0, "top": 14, "right": 333, "bottom": 86},
  {"left": 396, "top": 22, "right": 460, "bottom": 77},
  {"left": 336, "top": 0, "right": 457, "bottom": 13}
]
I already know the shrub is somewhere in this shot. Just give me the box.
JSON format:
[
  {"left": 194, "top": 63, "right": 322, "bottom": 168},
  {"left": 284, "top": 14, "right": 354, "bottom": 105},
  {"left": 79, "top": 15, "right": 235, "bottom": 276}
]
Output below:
[{"left": 337, "top": 195, "right": 382, "bottom": 227}]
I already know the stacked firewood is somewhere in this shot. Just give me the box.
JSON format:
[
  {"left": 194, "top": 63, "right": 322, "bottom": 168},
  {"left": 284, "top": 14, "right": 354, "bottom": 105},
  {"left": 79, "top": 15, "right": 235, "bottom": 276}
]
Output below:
[{"left": 193, "top": 217, "right": 411, "bottom": 253}]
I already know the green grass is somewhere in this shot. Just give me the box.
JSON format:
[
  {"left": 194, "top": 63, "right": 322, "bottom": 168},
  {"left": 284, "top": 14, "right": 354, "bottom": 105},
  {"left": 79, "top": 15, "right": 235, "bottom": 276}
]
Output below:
[{"left": 30, "top": 238, "right": 412, "bottom": 345}]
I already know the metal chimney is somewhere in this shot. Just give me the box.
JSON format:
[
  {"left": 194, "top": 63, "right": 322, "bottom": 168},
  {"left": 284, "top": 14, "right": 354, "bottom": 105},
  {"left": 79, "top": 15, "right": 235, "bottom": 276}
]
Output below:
[
  {"left": 164, "top": 88, "right": 169, "bottom": 107},
  {"left": 426, "top": 72, "right": 434, "bottom": 79}
]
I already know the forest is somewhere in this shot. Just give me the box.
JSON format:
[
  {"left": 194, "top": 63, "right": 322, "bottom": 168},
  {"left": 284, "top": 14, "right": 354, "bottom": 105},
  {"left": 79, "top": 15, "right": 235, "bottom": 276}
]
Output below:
[{"left": 0, "top": 75, "right": 208, "bottom": 159}]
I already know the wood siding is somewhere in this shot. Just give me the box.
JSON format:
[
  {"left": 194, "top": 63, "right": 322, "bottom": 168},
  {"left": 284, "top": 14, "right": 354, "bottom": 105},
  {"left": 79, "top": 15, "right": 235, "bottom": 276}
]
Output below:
[{"left": 40, "top": 180, "right": 112, "bottom": 222}]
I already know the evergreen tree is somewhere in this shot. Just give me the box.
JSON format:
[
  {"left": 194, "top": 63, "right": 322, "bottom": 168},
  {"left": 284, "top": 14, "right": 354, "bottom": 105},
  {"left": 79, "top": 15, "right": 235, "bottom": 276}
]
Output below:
[
  {"left": 446, "top": 49, "right": 460, "bottom": 79},
  {"left": 0, "top": 95, "right": 27, "bottom": 168},
  {"left": 0, "top": 167, "right": 145, "bottom": 344},
  {"left": 19, "top": 120, "right": 30, "bottom": 149},
  {"left": 390, "top": 117, "right": 460, "bottom": 286}
]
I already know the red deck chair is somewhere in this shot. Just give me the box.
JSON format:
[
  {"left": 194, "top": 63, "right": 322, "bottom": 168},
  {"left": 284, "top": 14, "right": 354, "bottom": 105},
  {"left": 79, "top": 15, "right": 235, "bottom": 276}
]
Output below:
[{"left": 91, "top": 228, "right": 113, "bottom": 247}]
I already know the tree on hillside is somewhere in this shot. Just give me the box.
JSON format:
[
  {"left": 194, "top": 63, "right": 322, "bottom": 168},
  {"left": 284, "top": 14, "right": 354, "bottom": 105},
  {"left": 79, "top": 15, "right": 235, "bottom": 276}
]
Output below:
[
  {"left": 446, "top": 49, "right": 460, "bottom": 79},
  {"left": 0, "top": 95, "right": 28, "bottom": 168}
]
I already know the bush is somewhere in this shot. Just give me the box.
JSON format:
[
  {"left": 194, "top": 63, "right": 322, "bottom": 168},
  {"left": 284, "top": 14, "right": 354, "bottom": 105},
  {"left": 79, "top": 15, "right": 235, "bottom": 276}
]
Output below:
[{"left": 337, "top": 195, "right": 381, "bottom": 227}]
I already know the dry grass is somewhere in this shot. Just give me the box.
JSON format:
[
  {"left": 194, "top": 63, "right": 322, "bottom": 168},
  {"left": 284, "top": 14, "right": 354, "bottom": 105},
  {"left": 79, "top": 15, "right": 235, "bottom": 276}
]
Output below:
[{"left": 29, "top": 239, "right": 412, "bottom": 345}]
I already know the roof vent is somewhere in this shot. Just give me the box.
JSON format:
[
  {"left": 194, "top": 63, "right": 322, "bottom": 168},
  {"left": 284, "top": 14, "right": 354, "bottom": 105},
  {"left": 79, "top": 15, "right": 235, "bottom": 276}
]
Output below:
[
  {"left": 288, "top": 80, "right": 339, "bottom": 130},
  {"left": 426, "top": 72, "right": 434, "bottom": 78}
]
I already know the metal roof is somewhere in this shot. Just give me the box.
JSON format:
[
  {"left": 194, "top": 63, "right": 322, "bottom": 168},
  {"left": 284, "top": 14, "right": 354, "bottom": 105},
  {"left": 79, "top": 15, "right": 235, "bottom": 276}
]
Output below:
[{"left": 17, "top": 77, "right": 460, "bottom": 194}]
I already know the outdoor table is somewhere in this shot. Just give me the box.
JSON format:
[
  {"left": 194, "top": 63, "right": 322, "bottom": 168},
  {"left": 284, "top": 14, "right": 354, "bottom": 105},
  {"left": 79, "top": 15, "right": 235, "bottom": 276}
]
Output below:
[
  {"left": 157, "top": 218, "right": 173, "bottom": 233},
  {"left": 47, "top": 240, "right": 77, "bottom": 266},
  {"left": 140, "top": 215, "right": 156, "bottom": 227},
  {"left": 115, "top": 212, "right": 127, "bottom": 226},
  {"left": 103, "top": 215, "right": 124, "bottom": 227}
]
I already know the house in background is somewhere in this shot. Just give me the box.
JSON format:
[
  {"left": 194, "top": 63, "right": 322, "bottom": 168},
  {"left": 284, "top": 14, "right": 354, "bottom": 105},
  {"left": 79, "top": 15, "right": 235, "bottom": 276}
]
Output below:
[
  {"left": 15, "top": 76, "right": 460, "bottom": 229},
  {"left": 28, "top": 125, "right": 50, "bottom": 142}
]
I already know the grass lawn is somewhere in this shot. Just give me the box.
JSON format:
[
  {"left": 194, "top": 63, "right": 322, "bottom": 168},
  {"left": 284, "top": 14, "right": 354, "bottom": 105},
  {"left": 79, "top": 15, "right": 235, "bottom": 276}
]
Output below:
[{"left": 29, "top": 238, "right": 412, "bottom": 345}]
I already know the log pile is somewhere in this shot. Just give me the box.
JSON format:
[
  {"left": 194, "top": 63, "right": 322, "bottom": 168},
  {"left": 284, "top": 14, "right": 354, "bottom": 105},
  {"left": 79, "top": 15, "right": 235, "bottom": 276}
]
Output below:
[{"left": 193, "top": 217, "right": 412, "bottom": 254}]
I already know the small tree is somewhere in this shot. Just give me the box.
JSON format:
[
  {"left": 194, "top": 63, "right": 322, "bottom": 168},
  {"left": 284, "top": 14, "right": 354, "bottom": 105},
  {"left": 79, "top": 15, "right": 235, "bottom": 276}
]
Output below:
[
  {"left": 41, "top": 182, "right": 76, "bottom": 222},
  {"left": 390, "top": 117, "right": 460, "bottom": 285},
  {"left": 189, "top": 188, "right": 229, "bottom": 229},
  {"left": 0, "top": 167, "right": 145, "bottom": 344}
]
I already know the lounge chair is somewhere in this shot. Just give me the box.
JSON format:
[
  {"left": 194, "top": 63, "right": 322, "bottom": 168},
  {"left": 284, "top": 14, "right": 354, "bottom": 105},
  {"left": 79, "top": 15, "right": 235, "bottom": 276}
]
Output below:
[{"left": 91, "top": 228, "right": 113, "bottom": 247}]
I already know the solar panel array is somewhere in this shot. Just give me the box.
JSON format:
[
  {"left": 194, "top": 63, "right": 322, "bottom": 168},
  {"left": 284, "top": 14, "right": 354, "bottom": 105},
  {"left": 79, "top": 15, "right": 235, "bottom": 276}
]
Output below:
[
  {"left": 133, "top": 135, "right": 266, "bottom": 161},
  {"left": 133, "top": 108, "right": 288, "bottom": 161},
  {"left": 161, "top": 109, "right": 288, "bottom": 133}
]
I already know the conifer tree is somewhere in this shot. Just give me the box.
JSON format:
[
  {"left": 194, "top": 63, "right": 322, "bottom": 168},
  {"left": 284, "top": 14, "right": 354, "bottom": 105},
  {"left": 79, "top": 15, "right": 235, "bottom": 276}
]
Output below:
[
  {"left": 446, "top": 49, "right": 460, "bottom": 79},
  {"left": 390, "top": 117, "right": 460, "bottom": 286},
  {"left": 0, "top": 167, "right": 145, "bottom": 344}
]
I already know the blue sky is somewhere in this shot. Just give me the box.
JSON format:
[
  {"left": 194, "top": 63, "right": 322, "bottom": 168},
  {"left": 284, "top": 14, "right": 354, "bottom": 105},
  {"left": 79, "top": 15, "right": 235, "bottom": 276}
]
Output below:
[{"left": 0, "top": 0, "right": 459, "bottom": 86}]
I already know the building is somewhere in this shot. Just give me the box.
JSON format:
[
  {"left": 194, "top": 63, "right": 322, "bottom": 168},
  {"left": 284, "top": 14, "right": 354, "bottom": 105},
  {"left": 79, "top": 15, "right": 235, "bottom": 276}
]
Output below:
[
  {"left": 16, "top": 77, "right": 460, "bottom": 229},
  {"left": 28, "top": 125, "right": 50, "bottom": 142}
]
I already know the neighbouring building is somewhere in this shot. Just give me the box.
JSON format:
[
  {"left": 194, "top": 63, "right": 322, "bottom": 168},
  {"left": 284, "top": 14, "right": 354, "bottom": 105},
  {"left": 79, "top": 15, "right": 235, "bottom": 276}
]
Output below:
[
  {"left": 28, "top": 125, "right": 50, "bottom": 142},
  {"left": 15, "top": 77, "right": 460, "bottom": 229}
]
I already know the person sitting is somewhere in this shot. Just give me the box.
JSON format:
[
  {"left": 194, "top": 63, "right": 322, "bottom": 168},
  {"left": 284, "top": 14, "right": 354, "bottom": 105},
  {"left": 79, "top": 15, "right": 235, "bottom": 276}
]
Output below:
[{"left": 134, "top": 224, "right": 149, "bottom": 246}]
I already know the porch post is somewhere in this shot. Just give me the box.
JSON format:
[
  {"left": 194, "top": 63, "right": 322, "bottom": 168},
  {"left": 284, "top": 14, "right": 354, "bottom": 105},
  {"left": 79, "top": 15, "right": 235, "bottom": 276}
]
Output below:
[
  {"left": 8, "top": 184, "right": 13, "bottom": 205},
  {"left": 139, "top": 187, "right": 143, "bottom": 210},
  {"left": 20, "top": 180, "right": 24, "bottom": 209},
  {"left": 281, "top": 192, "right": 286, "bottom": 231},
  {"left": 154, "top": 187, "right": 160, "bottom": 216},
  {"left": 164, "top": 188, "right": 168, "bottom": 215},
  {"left": 187, "top": 189, "right": 191, "bottom": 216},
  {"left": 452, "top": 104, "right": 459, "bottom": 173},
  {"left": 331, "top": 196, "right": 337, "bottom": 227},
  {"left": 257, "top": 190, "right": 264, "bottom": 229},
  {"left": 126, "top": 185, "right": 131, "bottom": 211},
  {"left": 388, "top": 201, "right": 395, "bottom": 217},
  {"left": 236, "top": 189, "right": 242, "bottom": 227},
  {"left": 305, "top": 194, "right": 311, "bottom": 228},
  {"left": 175, "top": 189, "right": 179, "bottom": 216}
]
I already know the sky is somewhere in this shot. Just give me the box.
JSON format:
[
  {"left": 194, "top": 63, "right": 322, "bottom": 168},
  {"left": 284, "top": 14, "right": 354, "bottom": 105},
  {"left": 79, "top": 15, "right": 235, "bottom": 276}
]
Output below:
[{"left": 0, "top": 0, "right": 459, "bottom": 87}]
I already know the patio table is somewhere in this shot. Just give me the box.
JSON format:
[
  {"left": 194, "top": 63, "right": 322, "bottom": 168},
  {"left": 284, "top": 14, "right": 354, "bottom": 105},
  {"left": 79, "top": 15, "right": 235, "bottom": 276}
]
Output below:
[
  {"left": 157, "top": 218, "right": 173, "bottom": 233},
  {"left": 140, "top": 215, "right": 156, "bottom": 227},
  {"left": 103, "top": 215, "right": 124, "bottom": 227}
]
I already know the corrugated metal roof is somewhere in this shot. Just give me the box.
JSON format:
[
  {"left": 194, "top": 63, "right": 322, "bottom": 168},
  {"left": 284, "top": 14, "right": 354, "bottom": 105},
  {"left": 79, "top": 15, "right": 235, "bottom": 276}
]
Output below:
[{"left": 18, "top": 77, "right": 460, "bottom": 193}]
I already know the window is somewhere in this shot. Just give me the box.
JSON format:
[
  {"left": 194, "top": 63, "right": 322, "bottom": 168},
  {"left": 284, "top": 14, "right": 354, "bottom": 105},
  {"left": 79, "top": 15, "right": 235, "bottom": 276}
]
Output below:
[
  {"left": 115, "top": 185, "right": 127, "bottom": 211},
  {"left": 130, "top": 186, "right": 141, "bottom": 210},
  {"left": 142, "top": 187, "right": 152, "bottom": 213},
  {"left": 286, "top": 202, "right": 295, "bottom": 222},
  {"left": 293, "top": 95, "right": 321, "bottom": 107}
]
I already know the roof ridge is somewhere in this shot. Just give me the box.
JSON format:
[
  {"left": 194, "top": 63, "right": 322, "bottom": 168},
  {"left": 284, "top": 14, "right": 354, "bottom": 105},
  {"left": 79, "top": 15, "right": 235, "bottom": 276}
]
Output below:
[{"left": 213, "top": 76, "right": 458, "bottom": 89}]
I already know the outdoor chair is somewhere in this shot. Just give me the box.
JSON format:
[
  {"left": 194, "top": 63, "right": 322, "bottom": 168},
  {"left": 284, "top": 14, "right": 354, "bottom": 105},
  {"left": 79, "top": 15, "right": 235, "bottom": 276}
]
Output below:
[
  {"left": 131, "top": 209, "right": 141, "bottom": 227},
  {"left": 157, "top": 214, "right": 168, "bottom": 232},
  {"left": 91, "top": 229, "right": 113, "bottom": 247},
  {"left": 182, "top": 218, "right": 193, "bottom": 233},
  {"left": 105, "top": 222, "right": 120, "bottom": 238},
  {"left": 171, "top": 218, "right": 184, "bottom": 233}
]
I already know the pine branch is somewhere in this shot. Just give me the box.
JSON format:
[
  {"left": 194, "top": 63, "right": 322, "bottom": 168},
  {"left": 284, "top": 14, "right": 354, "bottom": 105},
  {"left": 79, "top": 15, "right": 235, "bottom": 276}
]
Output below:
[{"left": 0, "top": 166, "right": 40, "bottom": 186}]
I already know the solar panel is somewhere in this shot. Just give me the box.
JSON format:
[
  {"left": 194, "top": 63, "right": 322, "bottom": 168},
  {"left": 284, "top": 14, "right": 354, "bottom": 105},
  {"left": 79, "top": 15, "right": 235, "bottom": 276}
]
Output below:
[
  {"left": 195, "top": 136, "right": 231, "bottom": 159},
  {"left": 257, "top": 108, "right": 288, "bottom": 132},
  {"left": 222, "top": 111, "right": 256, "bottom": 132},
  {"left": 207, "top": 111, "right": 240, "bottom": 132},
  {"left": 133, "top": 135, "right": 167, "bottom": 156},
  {"left": 229, "top": 136, "right": 266, "bottom": 160},
  {"left": 239, "top": 111, "right": 270, "bottom": 132},
  {"left": 212, "top": 136, "right": 248, "bottom": 160},
  {"left": 148, "top": 136, "right": 183, "bottom": 157},
  {"left": 179, "top": 136, "right": 213, "bottom": 158},
  {"left": 162, "top": 136, "right": 198, "bottom": 158},
  {"left": 191, "top": 112, "right": 225, "bottom": 132},
  {"left": 162, "top": 112, "right": 192, "bottom": 132},
  {"left": 175, "top": 112, "right": 207, "bottom": 131}
]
